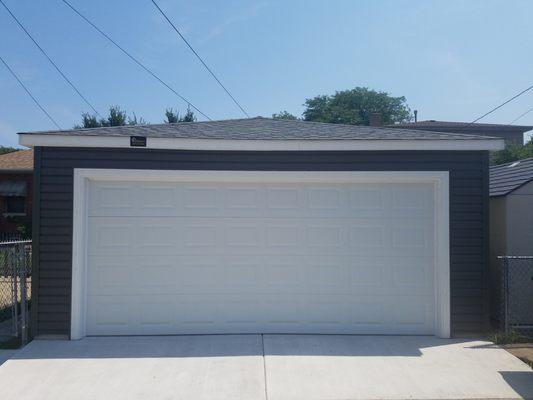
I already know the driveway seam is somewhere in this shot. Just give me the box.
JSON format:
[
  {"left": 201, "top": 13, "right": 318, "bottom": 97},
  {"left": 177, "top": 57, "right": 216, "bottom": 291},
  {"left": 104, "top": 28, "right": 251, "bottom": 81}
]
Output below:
[{"left": 261, "top": 334, "right": 269, "bottom": 400}]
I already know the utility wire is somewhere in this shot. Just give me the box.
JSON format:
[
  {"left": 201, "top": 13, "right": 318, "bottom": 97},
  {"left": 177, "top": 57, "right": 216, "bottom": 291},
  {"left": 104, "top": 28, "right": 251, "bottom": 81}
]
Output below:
[
  {"left": 0, "top": 54, "right": 61, "bottom": 129},
  {"left": 61, "top": 0, "right": 211, "bottom": 120},
  {"left": 0, "top": 0, "right": 100, "bottom": 116},
  {"left": 509, "top": 106, "right": 533, "bottom": 125},
  {"left": 150, "top": 0, "right": 249, "bottom": 117},
  {"left": 465, "top": 84, "right": 533, "bottom": 126}
]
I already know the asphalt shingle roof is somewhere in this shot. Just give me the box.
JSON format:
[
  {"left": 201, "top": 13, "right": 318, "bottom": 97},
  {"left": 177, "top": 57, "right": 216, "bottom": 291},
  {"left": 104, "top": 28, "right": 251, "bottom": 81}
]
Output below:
[
  {"left": 0, "top": 149, "right": 33, "bottom": 171},
  {"left": 490, "top": 157, "right": 533, "bottom": 197},
  {"left": 18, "top": 117, "right": 502, "bottom": 141}
]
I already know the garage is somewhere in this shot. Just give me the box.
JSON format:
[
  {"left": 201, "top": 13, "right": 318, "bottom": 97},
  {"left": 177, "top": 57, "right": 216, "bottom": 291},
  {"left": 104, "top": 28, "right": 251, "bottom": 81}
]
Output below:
[
  {"left": 73, "top": 169, "right": 450, "bottom": 337},
  {"left": 19, "top": 117, "right": 503, "bottom": 339}
]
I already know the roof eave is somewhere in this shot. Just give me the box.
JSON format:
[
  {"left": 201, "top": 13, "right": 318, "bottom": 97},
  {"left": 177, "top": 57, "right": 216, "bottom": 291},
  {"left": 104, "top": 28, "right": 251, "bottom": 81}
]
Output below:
[
  {"left": 489, "top": 176, "right": 533, "bottom": 198},
  {"left": 19, "top": 133, "right": 505, "bottom": 152}
]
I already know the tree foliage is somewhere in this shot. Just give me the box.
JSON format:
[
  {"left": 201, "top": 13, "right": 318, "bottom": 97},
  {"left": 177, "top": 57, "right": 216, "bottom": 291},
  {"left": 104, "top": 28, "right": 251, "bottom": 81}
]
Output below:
[
  {"left": 76, "top": 105, "right": 198, "bottom": 128},
  {"left": 491, "top": 139, "right": 533, "bottom": 165},
  {"left": 165, "top": 108, "right": 179, "bottom": 123},
  {"left": 76, "top": 106, "right": 144, "bottom": 128},
  {"left": 272, "top": 110, "right": 298, "bottom": 120},
  {"left": 79, "top": 113, "right": 100, "bottom": 128},
  {"left": 127, "top": 113, "right": 147, "bottom": 126},
  {"left": 105, "top": 106, "right": 128, "bottom": 126},
  {"left": 0, "top": 146, "right": 18, "bottom": 155},
  {"left": 302, "top": 87, "right": 412, "bottom": 125},
  {"left": 165, "top": 107, "right": 196, "bottom": 123}
]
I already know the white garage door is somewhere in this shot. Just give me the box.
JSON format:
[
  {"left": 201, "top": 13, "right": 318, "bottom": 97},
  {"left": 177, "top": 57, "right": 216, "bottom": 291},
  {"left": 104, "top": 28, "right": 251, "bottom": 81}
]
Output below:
[{"left": 85, "top": 177, "right": 436, "bottom": 335}]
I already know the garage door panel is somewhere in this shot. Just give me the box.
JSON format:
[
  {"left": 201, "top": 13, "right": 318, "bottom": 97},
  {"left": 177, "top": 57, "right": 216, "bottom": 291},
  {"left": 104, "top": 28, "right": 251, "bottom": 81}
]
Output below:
[
  {"left": 86, "top": 293, "right": 434, "bottom": 335},
  {"left": 88, "top": 217, "right": 433, "bottom": 257},
  {"left": 88, "top": 182, "right": 433, "bottom": 219},
  {"left": 86, "top": 179, "right": 437, "bottom": 335},
  {"left": 87, "top": 255, "right": 434, "bottom": 297},
  {"left": 138, "top": 301, "right": 174, "bottom": 327},
  {"left": 87, "top": 299, "right": 132, "bottom": 331}
]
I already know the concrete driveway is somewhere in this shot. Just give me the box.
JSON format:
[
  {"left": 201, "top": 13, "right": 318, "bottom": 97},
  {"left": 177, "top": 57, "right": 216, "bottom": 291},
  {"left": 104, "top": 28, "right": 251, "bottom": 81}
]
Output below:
[{"left": 0, "top": 335, "right": 532, "bottom": 400}]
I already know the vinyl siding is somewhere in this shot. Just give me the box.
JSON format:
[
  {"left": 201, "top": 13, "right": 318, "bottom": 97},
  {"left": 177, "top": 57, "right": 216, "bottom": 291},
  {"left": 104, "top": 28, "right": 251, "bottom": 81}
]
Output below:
[{"left": 33, "top": 147, "right": 490, "bottom": 337}]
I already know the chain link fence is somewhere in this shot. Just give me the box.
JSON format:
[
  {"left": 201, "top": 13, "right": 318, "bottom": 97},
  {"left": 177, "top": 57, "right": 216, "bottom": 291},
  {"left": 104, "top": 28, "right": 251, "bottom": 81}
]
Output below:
[
  {"left": 0, "top": 240, "right": 32, "bottom": 345},
  {"left": 499, "top": 256, "right": 533, "bottom": 337}
]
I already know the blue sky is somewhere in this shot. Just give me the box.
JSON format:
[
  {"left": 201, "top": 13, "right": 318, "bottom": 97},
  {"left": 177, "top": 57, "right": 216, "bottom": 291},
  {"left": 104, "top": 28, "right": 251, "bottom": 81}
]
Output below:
[{"left": 1, "top": 0, "right": 532, "bottom": 147}]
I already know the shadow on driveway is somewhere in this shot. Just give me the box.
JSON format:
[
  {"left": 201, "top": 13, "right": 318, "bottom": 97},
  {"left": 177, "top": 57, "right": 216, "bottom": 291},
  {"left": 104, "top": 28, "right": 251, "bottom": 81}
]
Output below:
[
  {"left": 499, "top": 371, "right": 533, "bottom": 400},
  {"left": 10, "top": 334, "right": 470, "bottom": 359}
]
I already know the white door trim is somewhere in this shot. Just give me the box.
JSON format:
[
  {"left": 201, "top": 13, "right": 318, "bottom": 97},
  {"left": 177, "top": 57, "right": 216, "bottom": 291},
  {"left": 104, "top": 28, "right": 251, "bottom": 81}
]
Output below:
[{"left": 71, "top": 169, "right": 450, "bottom": 339}]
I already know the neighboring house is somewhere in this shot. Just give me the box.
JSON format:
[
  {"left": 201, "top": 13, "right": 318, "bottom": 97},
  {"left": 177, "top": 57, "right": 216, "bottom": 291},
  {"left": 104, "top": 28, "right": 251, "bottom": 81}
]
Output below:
[
  {"left": 488, "top": 157, "right": 533, "bottom": 325},
  {"left": 388, "top": 120, "right": 532, "bottom": 145},
  {"left": 0, "top": 149, "right": 33, "bottom": 237},
  {"left": 18, "top": 117, "right": 504, "bottom": 339}
]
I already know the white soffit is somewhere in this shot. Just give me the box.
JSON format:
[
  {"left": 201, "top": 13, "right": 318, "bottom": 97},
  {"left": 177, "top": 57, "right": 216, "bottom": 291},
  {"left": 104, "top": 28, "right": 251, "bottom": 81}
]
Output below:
[{"left": 19, "top": 134, "right": 505, "bottom": 151}]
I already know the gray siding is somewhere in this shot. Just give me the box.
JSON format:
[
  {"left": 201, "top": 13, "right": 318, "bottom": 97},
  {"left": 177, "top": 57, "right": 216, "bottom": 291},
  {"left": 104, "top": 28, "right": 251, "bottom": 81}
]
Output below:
[
  {"left": 506, "top": 181, "right": 533, "bottom": 254},
  {"left": 488, "top": 197, "right": 507, "bottom": 326},
  {"left": 34, "top": 147, "right": 490, "bottom": 337},
  {"left": 489, "top": 180, "right": 533, "bottom": 326}
]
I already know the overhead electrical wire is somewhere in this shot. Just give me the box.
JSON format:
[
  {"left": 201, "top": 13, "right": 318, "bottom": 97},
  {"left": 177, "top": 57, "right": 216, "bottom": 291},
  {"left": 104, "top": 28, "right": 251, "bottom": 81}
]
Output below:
[
  {"left": 0, "top": 54, "right": 62, "bottom": 129},
  {"left": 0, "top": 0, "right": 100, "bottom": 116},
  {"left": 60, "top": 0, "right": 211, "bottom": 121},
  {"left": 509, "top": 106, "right": 533, "bottom": 125},
  {"left": 150, "top": 0, "right": 249, "bottom": 117},
  {"left": 465, "top": 84, "right": 533, "bottom": 126}
]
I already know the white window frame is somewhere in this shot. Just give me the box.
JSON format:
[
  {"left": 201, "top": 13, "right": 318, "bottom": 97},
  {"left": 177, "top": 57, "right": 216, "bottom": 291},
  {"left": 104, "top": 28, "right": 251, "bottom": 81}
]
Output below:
[{"left": 71, "top": 169, "right": 450, "bottom": 339}]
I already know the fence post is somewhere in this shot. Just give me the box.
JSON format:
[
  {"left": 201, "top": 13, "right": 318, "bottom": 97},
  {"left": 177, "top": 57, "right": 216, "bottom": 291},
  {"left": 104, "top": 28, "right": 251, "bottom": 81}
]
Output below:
[
  {"left": 11, "top": 246, "right": 18, "bottom": 337},
  {"left": 20, "top": 244, "right": 27, "bottom": 345},
  {"left": 503, "top": 257, "right": 510, "bottom": 334}
]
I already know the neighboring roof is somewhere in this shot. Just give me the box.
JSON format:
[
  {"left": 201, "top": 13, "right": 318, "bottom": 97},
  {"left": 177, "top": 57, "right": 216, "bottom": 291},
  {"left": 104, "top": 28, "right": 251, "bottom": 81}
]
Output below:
[
  {"left": 0, "top": 149, "right": 33, "bottom": 171},
  {"left": 0, "top": 181, "right": 27, "bottom": 196},
  {"left": 18, "top": 117, "right": 504, "bottom": 151},
  {"left": 490, "top": 157, "right": 533, "bottom": 197},
  {"left": 388, "top": 120, "right": 533, "bottom": 133}
]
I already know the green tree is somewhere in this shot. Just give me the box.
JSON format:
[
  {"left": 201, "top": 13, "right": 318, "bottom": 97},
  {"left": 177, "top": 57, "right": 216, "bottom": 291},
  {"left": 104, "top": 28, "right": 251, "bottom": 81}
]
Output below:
[
  {"left": 165, "top": 106, "right": 196, "bottom": 123},
  {"left": 104, "top": 105, "right": 127, "bottom": 126},
  {"left": 76, "top": 106, "right": 143, "bottom": 128},
  {"left": 303, "top": 87, "right": 412, "bottom": 125},
  {"left": 165, "top": 108, "right": 179, "bottom": 123},
  {"left": 0, "top": 146, "right": 18, "bottom": 155},
  {"left": 181, "top": 107, "right": 196, "bottom": 122},
  {"left": 127, "top": 113, "right": 146, "bottom": 126},
  {"left": 272, "top": 110, "right": 298, "bottom": 120},
  {"left": 491, "top": 139, "right": 533, "bottom": 165},
  {"left": 79, "top": 113, "right": 100, "bottom": 128}
]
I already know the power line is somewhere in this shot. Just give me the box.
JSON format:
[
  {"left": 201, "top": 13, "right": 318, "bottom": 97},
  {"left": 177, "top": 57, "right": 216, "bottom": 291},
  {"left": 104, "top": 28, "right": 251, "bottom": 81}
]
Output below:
[
  {"left": 0, "top": 54, "right": 61, "bottom": 129},
  {"left": 60, "top": 0, "right": 211, "bottom": 121},
  {"left": 509, "top": 106, "right": 533, "bottom": 125},
  {"left": 150, "top": 0, "right": 249, "bottom": 118},
  {"left": 466, "top": 84, "right": 533, "bottom": 126},
  {"left": 0, "top": 0, "right": 100, "bottom": 116}
]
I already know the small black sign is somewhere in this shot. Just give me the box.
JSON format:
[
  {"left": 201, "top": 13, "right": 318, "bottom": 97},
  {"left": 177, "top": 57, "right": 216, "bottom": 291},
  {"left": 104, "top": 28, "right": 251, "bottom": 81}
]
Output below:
[{"left": 130, "top": 136, "right": 147, "bottom": 147}]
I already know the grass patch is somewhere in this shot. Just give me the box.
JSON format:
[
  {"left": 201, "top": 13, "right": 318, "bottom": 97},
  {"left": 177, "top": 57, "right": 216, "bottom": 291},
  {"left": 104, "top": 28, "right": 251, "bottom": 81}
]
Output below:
[{"left": 488, "top": 330, "right": 531, "bottom": 345}]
